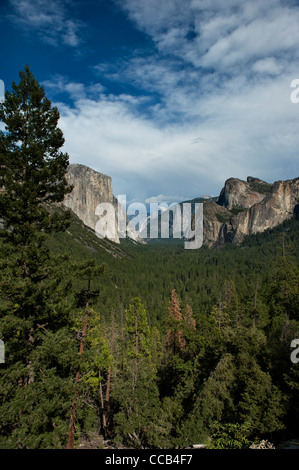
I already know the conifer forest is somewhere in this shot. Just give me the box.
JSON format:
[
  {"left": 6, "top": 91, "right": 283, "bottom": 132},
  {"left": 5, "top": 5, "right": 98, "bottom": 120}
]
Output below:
[{"left": 0, "top": 67, "right": 298, "bottom": 451}]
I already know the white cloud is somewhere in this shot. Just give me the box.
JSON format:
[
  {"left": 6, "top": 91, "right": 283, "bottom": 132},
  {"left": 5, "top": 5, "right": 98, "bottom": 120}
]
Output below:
[
  {"left": 8, "top": 0, "right": 85, "bottom": 47},
  {"left": 252, "top": 58, "right": 284, "bottom": 76},
  {"left": 44, "top": 0, "right": 299, "bottom": 202},
  {"left": 56, "top": 68, "right": 299, "bottom": 203},
  {"left": 43, "top": 75, "right": 105, "bottom": 101},
  {"left": 199, "top": 10, "right": 299, "bottom": 71},
  {"left": 118, "top": 0, "right": 299, "bottom": 73}
]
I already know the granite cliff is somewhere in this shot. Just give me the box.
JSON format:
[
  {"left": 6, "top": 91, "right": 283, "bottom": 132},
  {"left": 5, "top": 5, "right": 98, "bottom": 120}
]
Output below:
[
  {"left": 63, "top": 164, "right": 143, "bottom": 244},
  {"left": 64, "top": 164, "right": 117, "bottom": 240},
  {"left": 63, "top": 164, "right": 298, "bottom": 248},
  {"left": 203, "top": 176, "right": 299, "bottom": 247}
]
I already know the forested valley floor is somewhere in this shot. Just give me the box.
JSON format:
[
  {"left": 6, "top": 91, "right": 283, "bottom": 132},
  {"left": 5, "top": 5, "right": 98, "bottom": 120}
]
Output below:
[{"left": 2, "top": 216, "right": 297, "bottom": 449}]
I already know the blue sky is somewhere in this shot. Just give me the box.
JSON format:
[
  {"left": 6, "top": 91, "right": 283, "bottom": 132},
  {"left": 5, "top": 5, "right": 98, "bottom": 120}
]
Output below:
[{"left": 1, "top": 0, "right": 299, "bottom": 204}]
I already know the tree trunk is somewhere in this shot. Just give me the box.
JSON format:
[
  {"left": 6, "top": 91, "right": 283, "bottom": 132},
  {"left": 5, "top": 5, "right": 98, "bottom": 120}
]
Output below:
[
  {"left": 102, "top": 313, "right": 114, "bottom": 438},
  {"left": 66, "top": 300, "right": 89, "bottom": 449}
]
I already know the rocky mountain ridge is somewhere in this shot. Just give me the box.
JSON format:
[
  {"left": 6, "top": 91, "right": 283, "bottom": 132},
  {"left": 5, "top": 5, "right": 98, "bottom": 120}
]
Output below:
[
  {"left": 63, "top": 164, "right": 298, "bottom": 248},
  {"left": 203, "top": 176, "right": 299, "bottom": 247}
]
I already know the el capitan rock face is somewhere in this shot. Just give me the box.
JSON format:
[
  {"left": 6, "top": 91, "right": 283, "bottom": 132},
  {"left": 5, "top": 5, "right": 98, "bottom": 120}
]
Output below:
[
  {"left": 63, "top": 164, "right": 145, "bottom": 244},
  {"left": 63, "top": 164, "right": 120, "bottom": 243}
]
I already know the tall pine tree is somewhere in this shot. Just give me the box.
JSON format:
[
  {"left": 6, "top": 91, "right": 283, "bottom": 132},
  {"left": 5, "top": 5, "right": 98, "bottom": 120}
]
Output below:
[
  {"left": 0, "top": 66, "right": 76, "bottom": 448},
  {"left": 111, "top": 298, "right": 165, "bottom": 448},
  {"left": 0, "top": 65, "right": 71, "bottom": 243}
]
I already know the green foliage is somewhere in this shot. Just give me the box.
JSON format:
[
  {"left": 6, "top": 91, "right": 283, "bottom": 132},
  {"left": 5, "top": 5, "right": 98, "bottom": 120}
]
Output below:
[
  {"left": 0, "top": 67, "right": 76, "bottom": 449},
  {"left": 200, "top": 353, "right": 236, "bottom": 427},
  {"left": 248, "top": 181, "right": 272, "bottom": 194},
  {"left": 0, "top": 65, "right": 72, "bottom": 244},
  {"left": 208, "top": 422, "right": 252, "bottom": 449},
  {"left": 111, "top": 298, "right": 164, "bottom": 448},
  {"left": 0, "top": 328, "right": 78, "bottom": 449},
  {"left": 1, "top": 66, "right": 298, "bottom": 450},
  {"left": 215, "top": 212, "right": 230, "bottom": 223},
  {"left": 112, "top": 365, "right": 167, "bottom": 448},
  {"left": 238, "top": 366, "right": 285, "bottom": 435},
  {"left": 125, "top": 298, "right": 152, "bottom": 360}
]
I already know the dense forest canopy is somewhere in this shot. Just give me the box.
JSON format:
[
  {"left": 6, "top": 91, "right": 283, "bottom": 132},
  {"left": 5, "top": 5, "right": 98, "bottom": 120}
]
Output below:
[{"left": 0, "top": 67, "right": 298, "bottom": 450}]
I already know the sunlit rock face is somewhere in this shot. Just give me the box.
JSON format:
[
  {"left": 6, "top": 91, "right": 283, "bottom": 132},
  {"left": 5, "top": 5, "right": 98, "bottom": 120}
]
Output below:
[
  {"left": 205, "top": 176, "right": 299, "bottom": 246},
  {"left": 63, "top": 164, "right": 145, "bottom": 244},
  {"left": 217, "top": 177, "right": 267, "bottom": 211},
  {"left": 230, "top": 177, "right": 299, "bottom": 243},
  {"left": 64, "top": 164, "right": 120, "bottom": 243}
]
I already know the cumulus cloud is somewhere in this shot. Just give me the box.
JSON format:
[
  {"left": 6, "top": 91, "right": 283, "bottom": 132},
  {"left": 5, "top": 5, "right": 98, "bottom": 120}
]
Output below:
[
  {"left": 252, "top": 58, "right": 285, "bottom": 76},
  {"left": 43, "top": 75, "right": 105, "bottom": 101},
  {"left": 8, "top": 0, "right": 85, "bottom": 47},
  {"left": 45, "top": 0, "right": 299, "bottom": 202},
  {"left": 56, "top": 71, "right": 299, "bottom": 202},
  {"left": 117, "top": 0, "right": 299, "bottom": 74}
]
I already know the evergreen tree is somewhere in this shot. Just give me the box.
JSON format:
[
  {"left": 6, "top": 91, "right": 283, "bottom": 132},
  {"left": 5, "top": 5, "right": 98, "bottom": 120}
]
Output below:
[
  {"left": 0, "top": 66, "right": 75, "bottom": 448},
  {"left": 66, "top": 260, "right": 105, "bottom": 448},
  {"left": 112, "top": 298, "right": 165, "bottom": 448},
  {"left": 0, "top": 65, "right": 72, "bottom": 244},
  {"left": 165, "top": 289, "right": 186, "bottom": 357}
]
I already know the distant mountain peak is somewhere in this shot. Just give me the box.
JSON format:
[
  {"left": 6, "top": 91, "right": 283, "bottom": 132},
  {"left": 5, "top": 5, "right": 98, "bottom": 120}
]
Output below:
[
  {"left": 63, "top": 165, "right": 299, "bottom": 248},
  {"left": 206, "top": 176, "right": 299, "bottom": 247}
]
